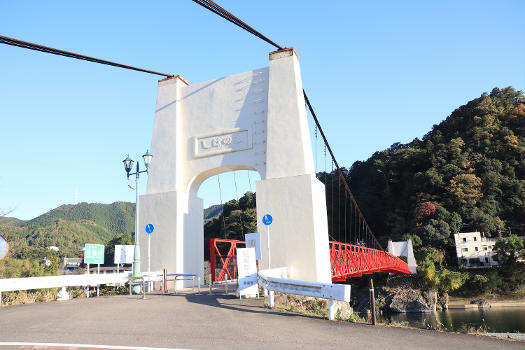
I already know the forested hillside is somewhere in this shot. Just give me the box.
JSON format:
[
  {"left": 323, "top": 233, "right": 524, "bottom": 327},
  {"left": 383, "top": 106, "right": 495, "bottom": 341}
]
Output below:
[
  {"left": 203, "top": 191, "right": 256, "bottom": 259},
  {"left": 202, "top": 87, "right": 524, "bottom": 265},
  {"left": 0, "top": 202, "right": 135, "bottom": 257},
  {"left": 1, "top": 87, "right": 522, "bottom": 289},
  {"left": 204, "top": 204, "right": 223, "bottom": 223},
  {"left": 323, "top": 87, "right": 524, "bottom": 258}
]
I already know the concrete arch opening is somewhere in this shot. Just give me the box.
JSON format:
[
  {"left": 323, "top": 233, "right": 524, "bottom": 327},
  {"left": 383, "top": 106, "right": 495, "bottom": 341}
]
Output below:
[
  {"left": 198, "top": 169, "right": 260, "bottom": 282},
  {"left": 139, "top": 48, "right": 331, "bottom": 287},
  {"left": 197, "top": 168, "right": 260, "bottom": 248}
]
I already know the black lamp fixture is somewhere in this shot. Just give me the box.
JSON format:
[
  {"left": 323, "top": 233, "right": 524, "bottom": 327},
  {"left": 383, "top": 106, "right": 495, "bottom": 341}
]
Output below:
[
  {"left": 142, "top": 150, "right": 153, "bottom": 169},
  {"left": 123, "top": 155, "right": 134, "bottom": 178}
]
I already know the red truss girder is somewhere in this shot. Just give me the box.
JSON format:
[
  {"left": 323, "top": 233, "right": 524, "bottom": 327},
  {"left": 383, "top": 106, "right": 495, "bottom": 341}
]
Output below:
[
  {"left": 329, "top": 241, "right": 411, "bottom": 281},
  {"left": 210, "top": 238, "right": 411, "bottom": 283},
  {"left": 210, "top": 238, "right": 245, "bottom": 283}
]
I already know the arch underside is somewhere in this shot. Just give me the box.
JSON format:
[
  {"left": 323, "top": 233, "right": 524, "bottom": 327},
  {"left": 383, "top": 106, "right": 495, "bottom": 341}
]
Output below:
[{"left": 188, "top": 165, "right": 260, "bottom": 196}]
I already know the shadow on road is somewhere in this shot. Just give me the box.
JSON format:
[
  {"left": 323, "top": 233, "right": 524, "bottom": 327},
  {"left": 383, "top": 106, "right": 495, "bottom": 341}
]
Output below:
[{"left": 149, "top": 290, "right": 324, "bottom": 320}]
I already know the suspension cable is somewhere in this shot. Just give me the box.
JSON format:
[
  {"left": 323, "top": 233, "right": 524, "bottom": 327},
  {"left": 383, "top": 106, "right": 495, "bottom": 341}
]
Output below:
[
  {"left": 0, "top": 35, "right": 172, "bottom": 77},
  {"left": 338, "top": 174, "right": 341, "bottom": 242},
  {"left": 304, "top": 90, "right": 383, "bottom": 250},
  {"left": 331, "top": 159, "right": 334, "bottom": 241},
  {"left": 217, "top": 175, "right": 227, "bottom": 238},
  {"left": 233, "top": 171, "right": 245, "bottom": 235},
  {"left": 247, "top": 170, "right": 253, "bottom": 193},
  {"left": 191, "top": 0, "right": 284, "bottom": 50},
  {"left": 189, "top": 0, "right": 385, "bottom": 250},
  {"left": 2, "top": 3, "right": 383, "bottom": 250}
]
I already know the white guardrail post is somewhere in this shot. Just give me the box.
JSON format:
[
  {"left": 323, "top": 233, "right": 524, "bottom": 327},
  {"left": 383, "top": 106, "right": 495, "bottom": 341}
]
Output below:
[{"left": 257, "top": 268, "right": 351, "bottom": 321}]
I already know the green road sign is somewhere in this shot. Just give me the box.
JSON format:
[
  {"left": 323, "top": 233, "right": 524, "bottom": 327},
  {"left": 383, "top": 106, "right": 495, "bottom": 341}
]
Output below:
[{"left": 84, "top": 244, "right": 105, "bottom": 264}]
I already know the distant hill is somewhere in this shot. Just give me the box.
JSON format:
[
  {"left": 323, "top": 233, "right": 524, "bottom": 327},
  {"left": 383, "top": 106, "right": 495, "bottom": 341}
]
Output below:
[
  {"left": 0, "top": 202, "right": 135, "bottom": 257},
  {"left": 204, "top": 204, "right": 223, "bottom": 222},
  {"left": 0, "top": 201, "right": 229, "bottom": 258}
]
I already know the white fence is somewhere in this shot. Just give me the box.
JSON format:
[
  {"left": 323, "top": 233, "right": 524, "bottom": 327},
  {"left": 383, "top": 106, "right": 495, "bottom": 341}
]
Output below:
[
  {"left": 0, "top": 271, "right": 166, "bottom": 305},
  {"left": 257, "top": 268, "right": 351, "bottom": 320}
]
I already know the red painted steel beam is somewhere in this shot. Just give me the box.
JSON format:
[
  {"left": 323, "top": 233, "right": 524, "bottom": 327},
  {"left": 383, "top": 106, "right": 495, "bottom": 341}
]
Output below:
[{"left": 210, "top": 239, "right": 411, "bottom": 283}]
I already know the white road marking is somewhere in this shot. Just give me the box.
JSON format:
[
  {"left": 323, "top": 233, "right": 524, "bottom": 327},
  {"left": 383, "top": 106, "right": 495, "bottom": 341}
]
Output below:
[{"left": 0, "top": 342, "right": 190, "bottom": 350}]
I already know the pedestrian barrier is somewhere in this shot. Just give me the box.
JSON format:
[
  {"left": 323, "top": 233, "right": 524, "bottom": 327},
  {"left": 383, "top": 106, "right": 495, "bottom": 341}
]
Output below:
[
  {"left": 128, "top": 276, "right": 147, "bottom": 299},
  {"left": 258, "top": 267, "right": 351, "bottom": 320},
  {"left": 162, "top": 269, "right": 200, "bottom": 294}
]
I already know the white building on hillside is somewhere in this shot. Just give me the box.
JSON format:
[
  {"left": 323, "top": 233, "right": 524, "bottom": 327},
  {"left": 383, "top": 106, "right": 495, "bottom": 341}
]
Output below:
[{"left": 454, "top": 232, "right": 498, "bottom": 267}]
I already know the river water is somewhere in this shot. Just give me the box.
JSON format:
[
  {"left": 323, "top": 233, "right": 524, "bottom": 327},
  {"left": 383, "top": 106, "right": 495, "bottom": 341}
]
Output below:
[{"left": 380, "top": 307, "right": 525, "bottom": 333}]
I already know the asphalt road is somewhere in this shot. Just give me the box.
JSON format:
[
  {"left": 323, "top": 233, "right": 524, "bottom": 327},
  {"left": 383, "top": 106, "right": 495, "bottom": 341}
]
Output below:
[{"left": 0, "top": 292, "right": 523, "bottom": 350}]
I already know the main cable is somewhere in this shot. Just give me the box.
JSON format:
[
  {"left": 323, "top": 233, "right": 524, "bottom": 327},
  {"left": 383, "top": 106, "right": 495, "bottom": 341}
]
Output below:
[
  {"left": 0, "top": 35, "right": 172, "bottom": 77},
  {"left": 304, "top": 90, "right": 384, "bottom": 250},
  {"left": 191, "top": 0, "right": 284, "bottom": 50}
]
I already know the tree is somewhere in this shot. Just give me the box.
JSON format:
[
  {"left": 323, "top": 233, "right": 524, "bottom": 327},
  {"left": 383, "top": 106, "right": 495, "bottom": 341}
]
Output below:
[
  {"left": 345, "top": 87, "right": 524, "bottom": 253},
  {"left": 417, "top": 247, "right": 466, "bottom": 307},
  {"left": 493, "top": 234, "right": 525, "bottom": 290}
]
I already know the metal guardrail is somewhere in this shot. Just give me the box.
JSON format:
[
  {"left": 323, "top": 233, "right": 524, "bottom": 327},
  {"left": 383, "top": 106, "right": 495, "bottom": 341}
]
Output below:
[
  {"left": 0, "top": 269, "right": 206, "bottom": 306},
  {"left": 258, "top": 268, "right": 351, "bottom": 320},
  {"left": 210, "top": 274, "right": 237, "bottom": 295},
  {"left": 128, "top": 276, "right": 147, "bottom": 299},
  {"left": 162, "top": 269, "right": 201, "bottom": 294},
  {"left": 0, "top": 272, "right": 132, "bottom": 305}
]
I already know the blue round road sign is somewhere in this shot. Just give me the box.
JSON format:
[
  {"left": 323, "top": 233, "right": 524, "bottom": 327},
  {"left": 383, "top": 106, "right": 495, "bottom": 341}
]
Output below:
[
  {"left": 262, "top": 214, "right": 273, "bottom": 226},
  {"left": 145, "top": 224, "right": 154, "bottom": 234}
]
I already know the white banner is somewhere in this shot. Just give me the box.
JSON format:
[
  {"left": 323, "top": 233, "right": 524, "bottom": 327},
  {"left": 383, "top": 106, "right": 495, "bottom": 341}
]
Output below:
[
  {"left": 114, "top": 245, "right": 135, "bottom": 264},
  {"left": 237, "top": 248, "right": 258, "bottom": 297},
  {"left": 244, "top": 232, "right": 261, "bottom": 260}
]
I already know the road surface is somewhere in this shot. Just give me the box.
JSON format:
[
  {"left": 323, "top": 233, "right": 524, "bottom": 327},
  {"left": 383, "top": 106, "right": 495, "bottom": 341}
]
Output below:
[{"left": 0, "top": 292, "right": 522, "bottom": 349}]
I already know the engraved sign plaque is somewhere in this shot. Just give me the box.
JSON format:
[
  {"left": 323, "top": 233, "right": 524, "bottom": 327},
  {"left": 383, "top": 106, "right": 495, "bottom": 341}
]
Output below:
[{"left": 194, "top": 129, "right": 251, "bottom": 158}]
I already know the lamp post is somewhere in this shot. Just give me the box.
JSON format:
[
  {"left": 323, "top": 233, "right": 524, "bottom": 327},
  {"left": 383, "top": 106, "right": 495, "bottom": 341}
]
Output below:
[{"left": 123, "top": 150, "right": 153, "bottom": 294}]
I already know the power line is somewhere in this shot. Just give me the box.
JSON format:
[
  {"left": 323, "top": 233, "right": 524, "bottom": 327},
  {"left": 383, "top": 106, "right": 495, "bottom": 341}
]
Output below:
[{"left": 0, "top": 35, "right": 172, "bottom": 77}]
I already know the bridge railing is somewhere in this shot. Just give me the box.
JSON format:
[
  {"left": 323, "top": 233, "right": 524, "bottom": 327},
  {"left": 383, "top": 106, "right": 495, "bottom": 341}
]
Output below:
[
  {"left": 210, "top": 238, "right": 412, "bottom": 283},
  {"left": 329, "top": 241, "right": 411, "bottom": 280}
]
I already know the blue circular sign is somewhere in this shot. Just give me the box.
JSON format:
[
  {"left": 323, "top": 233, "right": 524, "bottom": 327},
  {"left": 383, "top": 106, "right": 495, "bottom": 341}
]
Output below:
[
  {"left": 145, "top": 224, "right": 154, "bottom": 234},
  {"left": 262, "top": 214, "right": 273, "bottom": 226}
]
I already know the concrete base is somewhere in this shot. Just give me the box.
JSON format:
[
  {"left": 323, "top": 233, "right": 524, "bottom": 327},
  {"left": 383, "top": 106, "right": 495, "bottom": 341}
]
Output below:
[
  {"left": 256, "top": 174, "right": 331, "bottom": 283},
  {"left": 139, "top": 173, "right": 331, "bottom": 288},
  {"left": 139, "top": 191, "right": 204, "bottom": 288}
]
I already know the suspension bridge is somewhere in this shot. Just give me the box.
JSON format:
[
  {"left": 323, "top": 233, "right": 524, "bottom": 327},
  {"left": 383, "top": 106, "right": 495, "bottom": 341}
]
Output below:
[{"left": 0, "top": 0, "right": 411, "bottom": 286}]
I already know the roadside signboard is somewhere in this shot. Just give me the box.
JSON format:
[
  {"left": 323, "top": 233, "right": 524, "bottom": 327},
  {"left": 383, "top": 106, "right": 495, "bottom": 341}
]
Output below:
[
  {"left": 0, "top": 234, "right": 8, "bottom": 260},
  {"left": 236, "top": 247, "right": 258, "bottom": 298},
  {"left": 84, "top": 244, "right": 104, "bottom": 264},
  {"left": 114, "top": 245, "right": 134, "bottom": 264},
  {"left": 245, "top": 232, "right": 261, "bottom": 260}
]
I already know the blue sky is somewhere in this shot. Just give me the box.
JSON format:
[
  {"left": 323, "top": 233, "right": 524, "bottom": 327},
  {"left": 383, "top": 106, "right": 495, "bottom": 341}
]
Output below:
[{"left": 1, "top": 1, "right": 523, "bottom": 220}]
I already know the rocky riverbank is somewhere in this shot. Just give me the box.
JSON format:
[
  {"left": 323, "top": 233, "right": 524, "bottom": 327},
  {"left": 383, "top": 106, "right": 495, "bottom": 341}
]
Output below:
[
  {"left": 351, "top": 275, "right": 524, "bottom": 314},
  {"left": 352, "top": 274, "right": 438, "bottom": 313}
]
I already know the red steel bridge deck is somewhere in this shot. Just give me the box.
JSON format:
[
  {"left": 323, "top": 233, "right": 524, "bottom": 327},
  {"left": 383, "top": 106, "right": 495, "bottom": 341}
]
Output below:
[{"left": 210, "top": 238, "right": 411, "bottom": 283}]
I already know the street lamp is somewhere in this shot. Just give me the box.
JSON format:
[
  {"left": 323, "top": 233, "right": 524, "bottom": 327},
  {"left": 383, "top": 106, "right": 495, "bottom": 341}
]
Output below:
[{"left": 123, "top": 150, "right": 153, "bottom": 294}]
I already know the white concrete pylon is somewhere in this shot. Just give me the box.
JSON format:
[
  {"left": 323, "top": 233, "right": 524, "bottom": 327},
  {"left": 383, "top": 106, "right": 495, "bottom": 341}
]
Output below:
[
  {"left": 387, "top": 239, "right": 417, "bottom": 273},
  {"left": 140, "top": 48, "right": 331, "bottom": 285}
]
